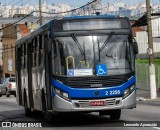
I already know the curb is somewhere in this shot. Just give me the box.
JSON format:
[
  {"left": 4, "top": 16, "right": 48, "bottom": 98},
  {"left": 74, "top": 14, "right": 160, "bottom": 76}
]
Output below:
[
  {"left": 136, "top": 97, "right": 146, "bottom": 101},
  {"left": 137, "top": 97, "right": 160, "bottom": 106},
  {"left": 137, "top": 97, "right": 160, "bottom": 101}
]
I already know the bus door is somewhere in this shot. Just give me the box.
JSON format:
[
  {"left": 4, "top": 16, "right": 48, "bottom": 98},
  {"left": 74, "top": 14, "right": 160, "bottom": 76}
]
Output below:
[
  {"left": 44, "top": 34, "right": 52, "bottom": 110},
  {"left": 16, "top": 47, "right": 22, "bottom": 105}
]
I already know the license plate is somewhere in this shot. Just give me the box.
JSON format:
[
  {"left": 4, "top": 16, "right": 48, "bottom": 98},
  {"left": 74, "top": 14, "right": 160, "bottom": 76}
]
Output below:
[{"left": 90, "top": 101, "right": 105, "bottom": 106}]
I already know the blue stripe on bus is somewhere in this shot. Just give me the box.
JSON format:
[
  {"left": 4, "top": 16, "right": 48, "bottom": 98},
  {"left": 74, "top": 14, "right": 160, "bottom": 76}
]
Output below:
[{"left": 51, "top": 76, "right": 135, "bottom": 99}]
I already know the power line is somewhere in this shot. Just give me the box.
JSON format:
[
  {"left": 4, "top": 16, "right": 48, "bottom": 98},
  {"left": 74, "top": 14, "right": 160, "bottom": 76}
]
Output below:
[
  {"left": 0, "top": 0, "right": 159, "bottom": 33},
  {"left": 0, "top": 0, "right": 98, "bottom": 31},
  {"left": 0, "top": 11, "right": 35, "bottom": 31},
  {"left": 0, "top": 0, "right": 42, "bottom": 36},
  {"left": 35, "top": 0, "right": 98, "bottom": 14},
  {"left": 12, "top": 0, "right": 23, "bottom": 7},
  {"left": 6, "top": 0, "right": 16, "bottom": 5},
  {"left": 1, "top": 0, "right": 29, "bottom": 17},
  {"left": 2, "top": 19, "right": 41, "bottom": 38}
]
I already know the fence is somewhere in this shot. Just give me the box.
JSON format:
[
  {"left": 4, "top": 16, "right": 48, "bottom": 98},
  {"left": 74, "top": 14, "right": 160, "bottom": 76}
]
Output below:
[{"left": 136, "top": 63, "right": 160, "bottom": 91}]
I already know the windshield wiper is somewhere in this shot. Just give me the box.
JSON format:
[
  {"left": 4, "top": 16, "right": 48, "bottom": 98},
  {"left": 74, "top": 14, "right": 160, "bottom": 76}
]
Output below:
[
  {"left": 99, "top": 33, "right": 113, "bottom": 52},
  {"left": 71, "top": 34, "right": 87, "bottom": 65},
  {"left": 97, "top": 33, "right": 113, "bottom": 63},
  {"left": 83, "top": 41, "right": 87, "bottom": 65},
  {"left": 98, "top": 39, "right": 101, "bottom": 62},
  {"left": 71, "top": 34, "right": 84, "bottom": 55}
]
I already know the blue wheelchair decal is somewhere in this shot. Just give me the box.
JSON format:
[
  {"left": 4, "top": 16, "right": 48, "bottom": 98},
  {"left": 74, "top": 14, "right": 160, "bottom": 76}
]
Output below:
[
  {"left": 96, "top": 64, "right": 107, "bottom": 76},
  {"left": 67, "top": 69, "right": 74, "bottom": 76}
]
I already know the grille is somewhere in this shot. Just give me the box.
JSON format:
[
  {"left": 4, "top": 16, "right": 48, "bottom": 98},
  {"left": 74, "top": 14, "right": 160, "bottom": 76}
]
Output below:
[
  {"left": 54, "top": 73, "right": 134, "bottom": 88},
  {"left": 65, "top": 78, "right": 125, "bottom": 88},
  {"left": 73, "top": 98, "right": 122, "bottom": 108}
]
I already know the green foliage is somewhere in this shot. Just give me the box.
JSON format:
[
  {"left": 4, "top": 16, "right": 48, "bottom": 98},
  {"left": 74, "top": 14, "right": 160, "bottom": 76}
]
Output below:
[
  {"left": 136, "top": 59, "right": 160, "bottom": 88},
  {"left": 136, "top": 59, "right": 160, "bottom": 66}
]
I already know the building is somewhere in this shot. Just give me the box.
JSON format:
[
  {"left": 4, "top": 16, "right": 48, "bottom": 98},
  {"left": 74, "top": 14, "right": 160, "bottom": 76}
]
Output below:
[
  {"left": 0, "top": 14, "right": 53, "bottom": 78},
  {"left": 132, "top": 13, "right": 160, "bottom": 59},
  {"left": 2, "top": 23, "right": 30, "bottom": 78},
  {"left": 2, "top": 24, "right": 17, "bottom": 77}
]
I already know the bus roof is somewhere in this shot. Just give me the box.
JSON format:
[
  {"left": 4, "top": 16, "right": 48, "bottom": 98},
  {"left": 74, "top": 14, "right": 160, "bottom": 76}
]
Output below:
[
  {"left": 63, "top": 15, "right": 127, "bottom": 20},
  {"left": 16, "top": 15, "right": 130, "bottom": 46}
]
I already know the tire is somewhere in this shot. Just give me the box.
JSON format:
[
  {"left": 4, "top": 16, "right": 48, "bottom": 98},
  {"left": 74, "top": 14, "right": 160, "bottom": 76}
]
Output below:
[
  {"left": 6, "top": 93, "right": 10, "bottom": 97},
  {"left": 0, "top": 94, "right": 2, "bottom": 97},
  {"left": 6, "top": 88, "right": 10, "bottom": 97},
  {"left": 24, "top": 96, "right": 32, "bottom": 117},
  {"left": 109, "top": 109, "right": 121, "bottom": 120},
  {"left": 14, "top": 93, "right": 16, "bottom": 97}
]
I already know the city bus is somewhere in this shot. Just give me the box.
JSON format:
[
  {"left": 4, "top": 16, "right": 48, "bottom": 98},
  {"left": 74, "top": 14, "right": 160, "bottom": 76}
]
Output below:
[{"left": 15, "top": 15, "right": 138, "bottom": 121}]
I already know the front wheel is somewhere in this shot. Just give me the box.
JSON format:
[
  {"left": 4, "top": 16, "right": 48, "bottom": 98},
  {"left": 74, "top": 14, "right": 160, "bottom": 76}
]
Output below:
[
  {"left": 6, "top": 88, "right": 10, "bottom": 97},
  {"left": 109, "top": 109, "right": 121, "bottom": 120},
  {"left": 6, "top": 93, "right": 10, "bottom": 97}
]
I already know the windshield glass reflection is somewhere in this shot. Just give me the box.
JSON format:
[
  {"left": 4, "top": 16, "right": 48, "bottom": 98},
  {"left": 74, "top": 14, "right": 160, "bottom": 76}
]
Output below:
[{"left": 52, "top": 35, "right": 134, "bottom": 77}]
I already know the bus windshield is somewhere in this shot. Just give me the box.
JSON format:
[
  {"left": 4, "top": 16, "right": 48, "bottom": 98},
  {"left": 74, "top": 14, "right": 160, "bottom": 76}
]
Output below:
[{"left": 52, "top": 34, "right": 135, "bottom": 77}]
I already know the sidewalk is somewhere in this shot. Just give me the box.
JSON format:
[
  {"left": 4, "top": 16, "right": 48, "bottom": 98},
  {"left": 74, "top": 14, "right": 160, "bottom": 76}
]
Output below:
[{"left": 136, "top": 89, "right": 160, "bottom": 106}]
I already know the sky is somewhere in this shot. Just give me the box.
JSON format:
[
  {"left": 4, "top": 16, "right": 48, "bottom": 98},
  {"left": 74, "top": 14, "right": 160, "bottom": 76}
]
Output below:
[{"left": 1, "top": 0, "right": 160, "bottom": 7}]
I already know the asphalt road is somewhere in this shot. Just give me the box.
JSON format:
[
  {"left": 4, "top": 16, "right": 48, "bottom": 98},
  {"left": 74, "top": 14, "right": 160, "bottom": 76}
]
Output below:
[{"left": 0, "top": 95, "right": 160, "bottom": 130}]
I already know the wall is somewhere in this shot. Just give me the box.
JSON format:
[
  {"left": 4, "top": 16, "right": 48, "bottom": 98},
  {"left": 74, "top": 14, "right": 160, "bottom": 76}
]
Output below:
[
  {"left": 135, "top": 17, "right": 160, "bottom": 59},
  {"left": 2, "top": 24, "right": 17, "bottom": 78}
]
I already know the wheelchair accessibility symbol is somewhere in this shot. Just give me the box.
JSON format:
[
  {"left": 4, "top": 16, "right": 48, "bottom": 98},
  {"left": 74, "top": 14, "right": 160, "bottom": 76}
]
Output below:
[{"left": 96, "top": 64, "right": 107, "bottom": 76}]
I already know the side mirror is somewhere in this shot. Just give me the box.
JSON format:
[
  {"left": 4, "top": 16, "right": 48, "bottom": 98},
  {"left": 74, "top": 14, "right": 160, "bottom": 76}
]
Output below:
[{"left": 133, "top": 41, "right": 138, "bottom": 55}]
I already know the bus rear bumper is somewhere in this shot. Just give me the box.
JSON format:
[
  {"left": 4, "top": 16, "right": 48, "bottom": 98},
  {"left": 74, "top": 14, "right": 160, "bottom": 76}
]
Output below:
[{"left": 52, "top": 91, "right": 136, "bottom": 112}]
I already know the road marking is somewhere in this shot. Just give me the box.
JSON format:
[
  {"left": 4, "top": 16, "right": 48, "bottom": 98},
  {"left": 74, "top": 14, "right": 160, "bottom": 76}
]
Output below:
[{"left": 153, "top": 127, "right": 160, "bottom": 130}]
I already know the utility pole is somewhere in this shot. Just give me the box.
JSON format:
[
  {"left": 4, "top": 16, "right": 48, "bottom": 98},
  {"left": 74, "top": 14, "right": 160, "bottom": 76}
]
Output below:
[
  {"left": 107, "top": 2, "right": 110, "bottom": 13},
  {"left": 146, "top": 0, "right": 157, "bottom": 99},
  {"left": 39, "top": 0, "right": 42, "bottom": 26},
  {"left": 4, "top": 0, "right": 6, "bottom": 17}
]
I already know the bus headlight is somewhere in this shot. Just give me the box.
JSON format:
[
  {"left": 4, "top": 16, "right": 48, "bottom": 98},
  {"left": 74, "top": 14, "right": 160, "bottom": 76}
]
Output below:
[
  {"left": 123, "top": 85, "right": 135, "bottom": 99},
  {"left": 55, "top": 87, "right": 61, "bottom": 95},
  {"left": 62, "top": 92, "right": 69, "bottom": 99},
  {"left": 54, "top": 87, "right": 70, "bottom": 101}
]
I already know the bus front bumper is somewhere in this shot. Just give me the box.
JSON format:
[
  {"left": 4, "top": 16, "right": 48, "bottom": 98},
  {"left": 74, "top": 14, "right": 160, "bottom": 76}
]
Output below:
[{"left": 52, "top": 91, "right": 136, "bottom": 112}]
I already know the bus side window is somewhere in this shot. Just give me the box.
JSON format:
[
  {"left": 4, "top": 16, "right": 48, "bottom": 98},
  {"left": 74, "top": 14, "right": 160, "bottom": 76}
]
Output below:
[
  {"left": 36, "top": 36, "right": 39, "bottom": 67},
  {"left": 33, "top": 37, "right": 38, "bottom": 67},
  {"left": 31, "top": 37, "right": 37, "bottom": 68},
  {"left": 24, "top": 43, "right": 27, "bottom": 69},
  {"left": 21, "top": 44, "right": 24, "bottom": 69},
  {"left": 19, "top": 45, "right": 22, "bottom": 69},
  {"left": 25, "top": 43, "right": 28, "bottom": 69},
  {"left": 32, "top": 39, "right": 35, "bottom": 68},
  {"left": 39, "top": 34, "right": 44, "bottom": 66}
]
